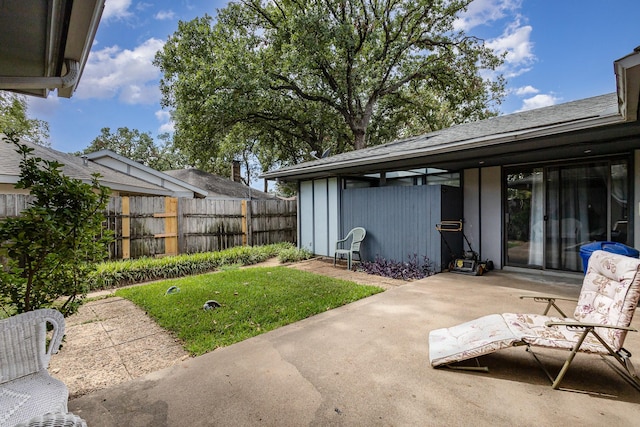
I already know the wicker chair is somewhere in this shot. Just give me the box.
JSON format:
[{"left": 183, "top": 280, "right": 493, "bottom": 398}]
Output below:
[
  {"left": 13, "top": 413, "right": 87, "bottom": 427},
  {"left": 0, "top": 309, "right": 86, "bottom": 426}
]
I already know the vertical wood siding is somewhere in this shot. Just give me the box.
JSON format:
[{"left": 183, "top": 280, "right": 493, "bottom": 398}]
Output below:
[{"left": 341, "top": 185, "right": 462, "bottom": 271}]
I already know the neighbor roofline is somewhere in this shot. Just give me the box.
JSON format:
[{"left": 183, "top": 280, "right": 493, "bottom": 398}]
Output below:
[
  {"left": 101, "top": 182, "right": 173, "bottom": 196},
  {"left": 85, "top": 150, "right": 208, "bottom": 197},
  {"left": 0, "top": 173, "right": 172, "bottom": 196}
]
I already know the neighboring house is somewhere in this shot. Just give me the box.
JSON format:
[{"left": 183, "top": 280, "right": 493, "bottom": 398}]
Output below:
[
  {"left": 262, "top": 47, "right": 640, "bottom": 276},
  {"left": 0, "top": 138, "right": 207, "bottom": 198},
  {"left": 0, "top": 1, "right": 104, "bottom": 98},
  {"left": 85, "top": 150, "right": 207, "bottom": 198},
  {"left": 165, "top": 168, "right": 276, "bottom": 200}
]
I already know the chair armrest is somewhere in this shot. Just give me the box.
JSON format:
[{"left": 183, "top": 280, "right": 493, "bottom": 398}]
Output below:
[
  {"left": 520, "top": 295, "right": 578, "bottom": 302},
  {"left": 335, "top": 237, "right": 349, "bottom": 249},
  {"left": 520, "top": 295, "right": 578, "bottom": 317},
  {"left": 545, "top": 320, "right": 638, "bottom": 332}
]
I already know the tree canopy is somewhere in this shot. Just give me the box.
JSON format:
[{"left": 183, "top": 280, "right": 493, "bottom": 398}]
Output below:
[
  {"left": 0, "top": 92, "right": 50, "bottom": 146},
  {"left": 79, "top": 127, "right": 188, "bottom": 171},
  {"left": 155, "top": 0, "right": 505, "bottom": 174}
]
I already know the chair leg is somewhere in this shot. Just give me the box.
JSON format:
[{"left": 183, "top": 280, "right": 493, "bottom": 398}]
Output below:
[
  {"left": 347, "top": 253, "right": 352, "bottom": 270},
  {"left": 334, "top": 253, "right": 337, "bottom": 267},
  {"left": 552, "top": 329, "right": 589, "bottom": 389}
]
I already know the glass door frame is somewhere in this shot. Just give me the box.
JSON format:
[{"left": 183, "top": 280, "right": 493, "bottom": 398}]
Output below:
[{"left": 503, "top": 156, "right": 632, "bottom": 272}]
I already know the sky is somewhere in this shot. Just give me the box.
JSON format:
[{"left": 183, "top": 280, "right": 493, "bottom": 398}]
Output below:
[{"left": 26, "top": 0, "right": 640, "bottom": 157}]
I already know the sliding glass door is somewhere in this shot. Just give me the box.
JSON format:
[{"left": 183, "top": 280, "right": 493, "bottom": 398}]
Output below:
[
  {"left": 506, "top": 168, "right": 544, "bottom": 268},
  {"left": 505, "top": 159, "right": 629, "bottom": 272}
]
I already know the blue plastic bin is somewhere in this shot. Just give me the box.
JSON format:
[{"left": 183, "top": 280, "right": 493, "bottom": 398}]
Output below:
[{"left": 579, "top": 241, "right": 640, "bottom": 274}]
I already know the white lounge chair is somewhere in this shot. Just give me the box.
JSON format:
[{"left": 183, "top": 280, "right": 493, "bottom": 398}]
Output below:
[{"left": 429, "top": 250, "right": 640, "bottom": 392}]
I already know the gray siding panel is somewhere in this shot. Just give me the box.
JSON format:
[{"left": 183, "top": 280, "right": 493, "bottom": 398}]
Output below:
[
  {"left": 313, "top": 180, "right": 329, "bottom": 255},
  {"left": 480, "top": 167, "right": 502, "bottom": 269},
  {"left": 341, "top": 185, "right": 462, "bottom": 271},
  {"left": 327, "top": 178, "right": 339, "bottom": 254},
  {"left": 299, "top": 181, "right": 314, "bottom": 251}
]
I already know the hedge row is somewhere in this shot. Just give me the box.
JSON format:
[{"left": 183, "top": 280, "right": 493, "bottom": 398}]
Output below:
[{"left": 88, "top": 243, "right": 309, "bottom": 290}]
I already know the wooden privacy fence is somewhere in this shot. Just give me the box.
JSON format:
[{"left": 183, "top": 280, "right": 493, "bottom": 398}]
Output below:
[{"left": 0, "top": 194, "right": 297, "bottom": 259}]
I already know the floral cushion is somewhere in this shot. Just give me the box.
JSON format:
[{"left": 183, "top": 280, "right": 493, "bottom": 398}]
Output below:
[
  {"left": 574, "top": 250, "right": 640, "bottom": 351},
  {"left": 429, "top": 314, "right": 520, "bottom": 367},
  {"left": 502, "top": 313, "right": 607, "bottom": 353}
]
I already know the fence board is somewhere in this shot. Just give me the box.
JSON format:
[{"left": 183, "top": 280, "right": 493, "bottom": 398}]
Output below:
[{"left": 0, "top": 194, "right": 297, "bottom": 259}]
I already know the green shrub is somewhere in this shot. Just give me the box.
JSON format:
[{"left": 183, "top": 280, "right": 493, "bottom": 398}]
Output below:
[
  {"left": 0, "top": 135, "right": 111, "bottom": 316},
  {"left": 278, "top": 246, "right": 313, "bottom": 263},
  {"left": 89, "top": 242, "right": 296, "bottom": 290}
]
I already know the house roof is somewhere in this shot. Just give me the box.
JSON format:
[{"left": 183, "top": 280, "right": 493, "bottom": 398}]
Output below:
[
  {"left": 0, "top": 0, "right": 104, "bottom": 98},
  {"left": 262, "top": 48, "right": 640, "bottom": 181},
  {"left": 164, "top": 169, "right": 276, "bottom": 200},
  {"left": 0, "top": 137, "right": 175, "bottom": 196},
  {"left": 84, "top": 150, "right": 208, "bottom": 198}
]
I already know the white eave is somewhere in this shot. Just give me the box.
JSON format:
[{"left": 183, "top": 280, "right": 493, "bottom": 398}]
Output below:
[
  {"left": 0, "top": 0, "right": 105, "bottom": 98},
  {"left": 614, "top": 45, "right": 640, "bottom": 122}
]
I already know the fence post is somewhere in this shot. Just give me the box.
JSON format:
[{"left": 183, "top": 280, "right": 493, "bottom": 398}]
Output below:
[
  {"left": 246, "top": 200, "right": 253, "bottom": 246},
  {"left": 177, "top": 197, "right": 184, "bottom": 254},
  {"left": 241, "top": 199, "right": 248, "bottom": 246},
  {"left": 121, "top": 196, "right": 130, "bottom": 259},
  {"left": 153, "top": 197, "right": 178, "bottom": 256}
]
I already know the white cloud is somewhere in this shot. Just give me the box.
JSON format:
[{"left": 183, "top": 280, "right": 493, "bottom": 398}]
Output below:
[
  {"left": 486, "top": 20, "right": 534, "bottom": 64},
  {"left": 155, "top": 110, "right": 175, "bottom": 134},
  {"left": 517, "top": 94, "right": 561, "bottom": 112},
  {"left": 485, "top": 19, "right": 535, "bottom": 78},
  {"left": 513, "top": 85, "right": 539, "bottom": 96},
  {"left": 102, "top": 0, "right": 133, "bottom": 21},
  {"left": 137, "top": 2, "right": 153, "bottom": 12},
  {"left": 155, "top": 10, "right": 176, "bottom": 20},
  {"left": 75, "top": 38, "right": 165, "bottom": 105},
  {"left": 452, "top": 0, "right": 536, "bottom": 81},
  {"left": 453, "top": 0, "right": 522, "bottom": 32}
]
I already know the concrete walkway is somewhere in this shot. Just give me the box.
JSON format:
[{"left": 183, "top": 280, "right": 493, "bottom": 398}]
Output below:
[{"left": 68, "top": 271, "right": 640, "bottom": 426}]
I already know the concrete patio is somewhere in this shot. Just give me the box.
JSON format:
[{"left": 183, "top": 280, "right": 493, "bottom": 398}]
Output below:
[{"left": 68, "top": 269, "right": 640, "bottom": 426}]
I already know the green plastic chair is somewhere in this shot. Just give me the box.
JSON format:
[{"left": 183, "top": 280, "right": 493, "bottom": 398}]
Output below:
[{"left": 334, "top": 227, "right": 366, "bottom": 270}]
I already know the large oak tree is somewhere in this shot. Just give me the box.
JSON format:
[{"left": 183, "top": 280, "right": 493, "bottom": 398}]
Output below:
[{"left": 155, "top": 0, "right": 505, "bottom": 173}]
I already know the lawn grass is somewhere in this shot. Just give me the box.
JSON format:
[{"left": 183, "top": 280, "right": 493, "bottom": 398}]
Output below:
[{"left": 115, "top": 267, "right": 383, "bottom": 355}]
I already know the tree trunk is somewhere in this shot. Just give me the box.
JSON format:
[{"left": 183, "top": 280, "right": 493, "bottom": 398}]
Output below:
[{"left": 353, "top": 129, "right": 366, "bottom": 150}]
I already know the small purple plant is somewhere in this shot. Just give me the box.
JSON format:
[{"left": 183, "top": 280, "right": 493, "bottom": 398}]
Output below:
[{"left": 359, "top": 253, "right": 434, "bottom": 280}]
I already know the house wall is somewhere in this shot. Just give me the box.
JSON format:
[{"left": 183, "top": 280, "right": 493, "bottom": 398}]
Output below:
[
  {"left": 480, "top": 167, "right": 502, "bottom": 269},
  {"left": 463, "top": 167, "right": 502, "bottom": 269},
  {"left": 463, "top": 168, "right": 480, "bottom": 252},
  {"left": 340, "top": 185, "right": 462, "bottom": 271},
  {"left": 0, "top": 184, "right": 29, "bottom": 194},
  {"left": 298, "top": 178, "right": 339, "bottom": 256}
]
